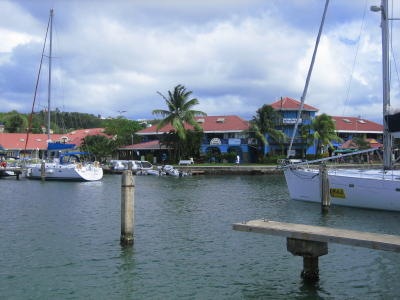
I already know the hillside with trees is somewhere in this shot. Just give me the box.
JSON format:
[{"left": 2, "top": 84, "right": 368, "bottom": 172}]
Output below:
[{"left": 0, "top": 110, "right": 106, "bottom": 133}]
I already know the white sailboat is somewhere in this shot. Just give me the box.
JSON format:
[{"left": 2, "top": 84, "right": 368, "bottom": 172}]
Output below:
[
  {"left": 283, "top": 0, "right": 400, "bottom": 211},
  {"left": 26, "top": 9, "right": 103, "bottom": 181}
]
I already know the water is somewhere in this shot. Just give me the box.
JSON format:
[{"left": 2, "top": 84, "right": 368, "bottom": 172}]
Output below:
[{"left": 1, "top": 174, "right": 400, "bottom": 299}]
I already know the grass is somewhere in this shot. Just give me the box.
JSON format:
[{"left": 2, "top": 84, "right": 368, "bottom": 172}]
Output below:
[{"left": 174, "top": 163, "right": 277, "bottom": 167}]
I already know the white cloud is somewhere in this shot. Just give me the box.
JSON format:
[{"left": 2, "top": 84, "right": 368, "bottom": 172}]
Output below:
[{"left": 1, "top": 0, "right": 398, "bottom": 125}]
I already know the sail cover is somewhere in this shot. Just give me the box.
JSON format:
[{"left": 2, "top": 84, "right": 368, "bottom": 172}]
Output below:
[
  {"left": 386, "top": 112, "right": 400, "bottom": 132},
  {"left": 47, "top": 143, "right": 76, "bottom": 150}
]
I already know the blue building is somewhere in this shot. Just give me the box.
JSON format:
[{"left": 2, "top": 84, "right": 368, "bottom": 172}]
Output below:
[
  {"left": 267, "top": 97, "right": 318, "bottom": 157},
  {"left": 135, "top": 115, "right": 255, "bottom": 163}
]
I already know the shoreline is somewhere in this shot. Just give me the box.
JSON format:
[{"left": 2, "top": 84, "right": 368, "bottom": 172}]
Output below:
[{"left": 103, "top": 163, "right": 386, "bottom": 175}]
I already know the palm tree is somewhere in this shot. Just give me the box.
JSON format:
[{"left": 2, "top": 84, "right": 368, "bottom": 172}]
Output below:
[
  {"left": 153, "top": 84, "right": 206, "bottom": 140},
  {"left": 301, "top": 113, "right": 341, "bottom": 157},
  {"left": 251, "top": 104, "right": 287, "bottom": 154}
]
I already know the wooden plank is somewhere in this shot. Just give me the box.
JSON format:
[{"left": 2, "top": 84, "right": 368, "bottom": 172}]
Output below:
[{"left": 233, "top": 219, "right": 400, "bottom": 253}]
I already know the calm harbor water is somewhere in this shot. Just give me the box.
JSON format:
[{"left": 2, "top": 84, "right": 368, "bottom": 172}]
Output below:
[{"left": 1, "top": 174, "right": 400, "bottom": 299}]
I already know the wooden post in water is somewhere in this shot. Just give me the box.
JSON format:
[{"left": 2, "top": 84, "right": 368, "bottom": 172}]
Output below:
[
  {"left": 40, "top": 161, "right": 46, "bottom": 182},
  {"left": 319, "top": 163, "right": 330, "bottom": 213},
  {"left": 120, "top": 166, "right": 135, "bottom": 246}
]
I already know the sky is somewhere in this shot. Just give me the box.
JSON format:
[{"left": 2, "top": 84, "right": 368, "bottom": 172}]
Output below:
[{"left": 0, "top": 0, "right": 400, "bottom": 123}]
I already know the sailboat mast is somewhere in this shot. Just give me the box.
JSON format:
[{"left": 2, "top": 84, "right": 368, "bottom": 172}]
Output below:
[
  {"left": 380, "top": 0, "right": 392, "bottom": 169},
  {"left": 47, "top": 9, "right": 53, "bottom": 141},
  {"left": 287, "top": 0, "right": 330, "bottom": 158}
]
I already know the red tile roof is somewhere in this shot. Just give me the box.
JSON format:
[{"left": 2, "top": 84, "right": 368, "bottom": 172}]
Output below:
[
  {"left": 66, "top": 128, "right": 108, "bottom": 147},
  {"left": 0, "top": 128, "right": 109, "bottom": 150},
  {"left": 137, "top": 115, "right": 249, "bottom": 135},
  {"left": 0, "top": 133, "right": 63, "bottom": 150},
  {"left": 270, "top": 97, "right": 318, "bottom": 111},
  {"left": 331, "top": 116, "right": 383, "bottom": 133},
  {"left": 119, "top": 140, "right": 168, "bottom": 150}
]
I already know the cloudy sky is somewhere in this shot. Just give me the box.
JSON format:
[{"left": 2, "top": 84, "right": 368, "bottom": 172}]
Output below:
[{"left": 0, "top": 0, "right": 399, "bottom": 123}]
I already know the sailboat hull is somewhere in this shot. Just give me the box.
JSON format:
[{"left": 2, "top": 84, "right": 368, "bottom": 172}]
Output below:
[
  {"left": 284, "top": 168, "right": 400, "bottom": 211},
  {"left": 26, "top": 163, "right": 103, "bottom": 181}
]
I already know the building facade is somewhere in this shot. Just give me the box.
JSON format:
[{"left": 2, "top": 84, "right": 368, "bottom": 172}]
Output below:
[
  {"left": 0, "top": 128, "right": 108, "bottom": 159},
  {"left": 134, "top": 115, "right": 253, "bottom": 163},
  {"left": 267, "top": 97, "right": 318, "bottom": 157}
]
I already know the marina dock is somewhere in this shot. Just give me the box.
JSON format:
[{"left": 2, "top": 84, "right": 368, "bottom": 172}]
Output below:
[{"left": 233, "top": 219, "right": 400, "bottom": 281}]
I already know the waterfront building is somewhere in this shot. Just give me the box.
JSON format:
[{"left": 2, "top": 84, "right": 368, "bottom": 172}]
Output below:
[
  {"left": 0, "top": 128, "right": 107, "bottom": 158},
  {"left": 330, "top": 116, "right": 383, "bottom": 142},
  {"left": 132, "top": 115, "right": 252, "bottom": 163},
  {"left": 267, "top": 97, "right": 318, "bottom": 157},
  {"left": 266, "top": 97, "right": 384, "bottom": 157}
]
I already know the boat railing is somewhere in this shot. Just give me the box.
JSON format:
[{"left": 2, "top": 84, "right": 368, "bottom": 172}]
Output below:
[{"left": 278, "top": 148, "right": 380, "bottom": 169}]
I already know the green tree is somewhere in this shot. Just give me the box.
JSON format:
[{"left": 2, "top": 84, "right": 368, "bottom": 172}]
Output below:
[
  {"left": 153, "top": 84, "right": 206, "bottom": 140},
  {"left": 160, "top": 129, "right": 203, "bottom": 162},
  {"left": 3, "top": 111, "right": 28, "bottom": 133},
  {"left": 103, "top": 117, "right": 143, "bottom": 146},
  {"left": 153, "top": 85, "right": 206, "bottom": 161},
  {"left": 250, "top": 104, "right": 287, "bottom": 154},
  {"left": 302, "top": 114, "right": 341, "bottom": 157},
  {"left": 80, "top": 135, "right": 116, "bottom": 162},
  {"left": 353, "top": 136, "right": 370, "bottom": 150}
]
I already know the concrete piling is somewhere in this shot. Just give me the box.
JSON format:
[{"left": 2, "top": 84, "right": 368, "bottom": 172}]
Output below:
[
  {"left": 120, "top": 168, "right": 135, "bottom": 246},
  {"left": 287, "top": 238, "right": 328, "bottom": 282},
  {"left": 319, "top": 163, "right": 330, "bottom": 213},
  {"left": 40, "top": 161, "right": 46, "bottom": 182}
]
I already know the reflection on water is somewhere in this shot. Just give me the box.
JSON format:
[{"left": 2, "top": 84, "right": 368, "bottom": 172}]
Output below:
[{"left": 1, "top": 174, "right": 400, "bottom": 299}]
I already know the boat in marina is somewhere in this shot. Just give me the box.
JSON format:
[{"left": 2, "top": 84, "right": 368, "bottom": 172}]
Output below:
[
  {"left": 27, "top": 152, "right": 103, "bottom": 181},
  {"left": 109, "top": 160, "right": 189, "bottom": 176},
  {"left": 283, "top": 0, "right": 400, "bottom": 211},
  {"left": 26, "top": 9, "right": 103, "bottom": 182}
]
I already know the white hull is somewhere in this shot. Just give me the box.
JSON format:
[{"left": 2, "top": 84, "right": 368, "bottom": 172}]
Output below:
[
  {"left": 284, "top": 167, "right": 400, "bottom": 211},
  {"left": 27, "top": 162, "right": 103, "bottom": 181}
]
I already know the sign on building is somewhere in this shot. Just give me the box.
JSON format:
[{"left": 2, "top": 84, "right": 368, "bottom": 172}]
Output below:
[
  {"left": 283, "top": 118, "right": 302, "bottom": 124},
  {"left": 287, "top": 149, "right": 296, "bottom": 157},
  {"left": 228, "top": 138, "right": 241, "bottom": 145},
  {"left": 210, "top": 138, "right": 222, "bottom": 145}
]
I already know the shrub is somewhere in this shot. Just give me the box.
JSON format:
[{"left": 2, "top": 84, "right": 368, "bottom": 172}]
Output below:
[
  {"left": 145, "top": 153, "right": 154, "bottom": 163},
  {"left": 260, "top": 155, "right": 286, "bottom": 164}
]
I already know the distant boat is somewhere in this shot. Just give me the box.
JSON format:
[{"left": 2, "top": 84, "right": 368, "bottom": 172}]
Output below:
[
  {"left": 283, "top": 0, "right": 400, "bottom": 211},
  {"left": 26, "top": 9, "right": 103, "bottom": 181}
]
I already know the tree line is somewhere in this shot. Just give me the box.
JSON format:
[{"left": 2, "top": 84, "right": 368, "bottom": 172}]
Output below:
[{"left": 0, "top": 110, "right": 104, "bottom": 133}]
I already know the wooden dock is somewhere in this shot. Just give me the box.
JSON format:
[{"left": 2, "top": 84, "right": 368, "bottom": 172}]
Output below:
[
  {"left": 233, "top": 219, "right": 400, "bottom": 252},
  {"left": 233, "top": 219, "right": 400, "bottom": 281}
]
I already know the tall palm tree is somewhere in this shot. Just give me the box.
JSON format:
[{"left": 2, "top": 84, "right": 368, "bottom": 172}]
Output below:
[
  {"left": 251, "top": 104, "right": 287, "bottom": 153},
  {"left": 301, "top": 113, "right": 341, "bottom": 157},
  {"left": 153, "top": 84, "right": 207, "bottom": 140}
]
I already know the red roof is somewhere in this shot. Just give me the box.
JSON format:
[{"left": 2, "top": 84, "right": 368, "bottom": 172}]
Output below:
[
  {"left": 0, "top": 128, "right": 109, "bottom": 150},
  {"left": 270, "top": 97, "right": 318, "bottom": 111},
  {"left": 66, "top": 128, "right": 108, "bottom": 147},
  {"left": 0, "top": 133, "right": 63, "bottom": 150},
  {"left": 137, "top": 115, "right": 249, "bottom": 135},
  {"left": 331, "top": 116, "right": 383, "bottom": 133},
  {"left": 119, "top": 140, "right": 168, "bottom": 150}
]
